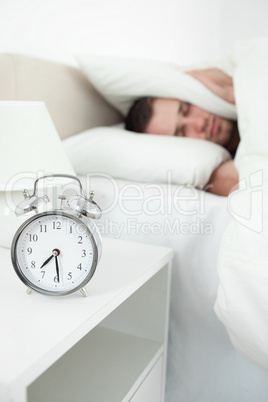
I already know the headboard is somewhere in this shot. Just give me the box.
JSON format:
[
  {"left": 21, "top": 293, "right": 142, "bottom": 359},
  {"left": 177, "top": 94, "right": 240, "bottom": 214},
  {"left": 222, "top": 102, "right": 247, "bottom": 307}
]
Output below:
[{"left": 0, "top": 53, "right": 123, "bottom": 139}]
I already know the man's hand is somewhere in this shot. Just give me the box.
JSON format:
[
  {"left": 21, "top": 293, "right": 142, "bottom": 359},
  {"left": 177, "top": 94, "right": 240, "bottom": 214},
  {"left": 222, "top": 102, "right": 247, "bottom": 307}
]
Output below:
[
  {"left": 206, "top": 160, "right": 238, "bottom": 196},
  {"left": 186, "top": 68, "right": 235, "bottom": 104}
]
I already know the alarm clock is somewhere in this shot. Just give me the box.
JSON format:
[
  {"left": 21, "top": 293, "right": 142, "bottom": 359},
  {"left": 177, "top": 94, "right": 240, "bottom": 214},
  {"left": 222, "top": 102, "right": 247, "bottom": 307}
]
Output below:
[{"left": 11, "top": 174, "right": 102, "bottom": 297}]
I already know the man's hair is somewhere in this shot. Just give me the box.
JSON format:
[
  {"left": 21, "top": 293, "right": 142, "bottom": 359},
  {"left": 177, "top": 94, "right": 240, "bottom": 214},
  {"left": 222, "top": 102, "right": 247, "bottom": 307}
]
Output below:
[{"left": 125, "top": 97, "right": 155, "bottom": 133}]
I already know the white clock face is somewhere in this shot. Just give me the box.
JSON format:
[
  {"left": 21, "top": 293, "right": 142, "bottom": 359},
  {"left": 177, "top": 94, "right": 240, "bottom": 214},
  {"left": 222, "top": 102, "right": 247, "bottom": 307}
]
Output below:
[{"left": 12, "top": 212, "right": 98, "bottom": 295}]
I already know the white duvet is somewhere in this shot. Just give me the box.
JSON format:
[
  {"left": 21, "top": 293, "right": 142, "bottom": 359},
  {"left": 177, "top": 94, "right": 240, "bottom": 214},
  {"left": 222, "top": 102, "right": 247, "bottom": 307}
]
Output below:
[{"left": 214, "top": 37, "right": 268, "bottom": 369}]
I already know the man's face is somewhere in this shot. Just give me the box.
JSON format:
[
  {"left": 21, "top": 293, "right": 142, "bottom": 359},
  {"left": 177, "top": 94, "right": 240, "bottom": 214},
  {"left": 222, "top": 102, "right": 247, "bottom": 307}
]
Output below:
[{"left": 144, "top": 98, "right": 235, "bottom": 148}]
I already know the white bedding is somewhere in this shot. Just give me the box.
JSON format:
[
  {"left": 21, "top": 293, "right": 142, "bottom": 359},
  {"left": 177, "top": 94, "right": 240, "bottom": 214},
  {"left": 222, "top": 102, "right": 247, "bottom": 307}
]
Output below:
[
  {"left": 63, "top": 124, "right": 230, "bottom": 188},
  {"left": 73, "top": 38, "right": 268, "bottom": 376},
  {"left": 215, "top": 38, "right": 268, "bottom": 369},
  {"left": 80, "top": 175, "right": 268, "bottom": 401},
  {"left": 68, "top": 38, "right": 268, "bottom": 400},
  {"left": 65, "top": 37, "right": 268, "bottom": 400}
]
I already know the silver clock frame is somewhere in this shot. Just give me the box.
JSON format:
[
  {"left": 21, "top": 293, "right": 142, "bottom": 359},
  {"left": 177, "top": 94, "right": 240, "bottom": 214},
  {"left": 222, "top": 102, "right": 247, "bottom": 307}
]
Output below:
[{"left": 11, "top": 210, "right": 102, "bottom": 296}]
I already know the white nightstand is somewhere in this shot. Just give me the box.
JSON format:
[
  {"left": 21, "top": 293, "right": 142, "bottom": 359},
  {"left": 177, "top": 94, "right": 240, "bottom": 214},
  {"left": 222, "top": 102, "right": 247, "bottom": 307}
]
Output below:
[{"left": 0, "top": 237, "right": 172, "bottom": 402}]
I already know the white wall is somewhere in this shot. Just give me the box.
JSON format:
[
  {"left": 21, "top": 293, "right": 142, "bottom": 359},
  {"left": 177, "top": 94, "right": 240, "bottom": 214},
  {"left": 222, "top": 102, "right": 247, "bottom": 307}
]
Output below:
[
  {"left": 219, "top": 0, "right": 268, "bottom": 59},
  {"left": 0, "top": 0, "right": 267, "bottom": 66}
]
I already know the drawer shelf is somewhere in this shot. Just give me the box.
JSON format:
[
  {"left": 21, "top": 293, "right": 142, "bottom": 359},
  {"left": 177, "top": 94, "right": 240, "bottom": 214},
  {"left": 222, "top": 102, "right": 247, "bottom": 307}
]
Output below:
[{"left": 28, "top": 327, "right": 163, "bottom": 402}]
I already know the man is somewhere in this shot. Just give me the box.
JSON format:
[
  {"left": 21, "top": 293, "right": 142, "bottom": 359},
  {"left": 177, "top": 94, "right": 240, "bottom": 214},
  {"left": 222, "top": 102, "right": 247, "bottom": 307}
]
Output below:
[{"left": 125, "top": 68, "right": 239, "bottom": 196}]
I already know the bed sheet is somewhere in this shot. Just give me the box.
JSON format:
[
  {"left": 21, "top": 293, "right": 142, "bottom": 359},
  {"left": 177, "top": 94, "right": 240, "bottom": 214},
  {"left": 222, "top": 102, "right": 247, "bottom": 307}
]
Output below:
[
  {"left": 79, "top": 175, "right": 268, "bottom": 401},
  {"left": 214, "top": 37, "right": 268, "bottom": 371}
]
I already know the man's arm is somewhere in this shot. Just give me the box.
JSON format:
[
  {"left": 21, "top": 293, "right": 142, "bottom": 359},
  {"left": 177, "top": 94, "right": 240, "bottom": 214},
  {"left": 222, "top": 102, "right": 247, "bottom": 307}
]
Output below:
[
  {"left": 186, "top": 68, "right": 238, "bottom": 196},
  {"left": 206, "top": 160, "right": 239, "bottom": 196},
  {"left": 186, "top": 68, "right": 235, "bottom": 104}
]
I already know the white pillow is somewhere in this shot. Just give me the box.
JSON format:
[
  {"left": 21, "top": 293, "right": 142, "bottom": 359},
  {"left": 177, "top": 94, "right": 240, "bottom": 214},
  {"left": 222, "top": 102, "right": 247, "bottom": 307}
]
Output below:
[
  {"left": 75, "top": 54, "right": 237, "bottom": 120},
  {"left": 63, "top": 125, "right": 231, "bottom": 187}
]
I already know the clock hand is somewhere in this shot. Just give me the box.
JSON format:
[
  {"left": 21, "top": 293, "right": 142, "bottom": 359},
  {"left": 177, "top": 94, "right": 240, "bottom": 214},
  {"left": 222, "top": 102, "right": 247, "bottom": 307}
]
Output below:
[
  {"left": 40, "top": 254, "right": 54, "bottom": 269},
  {"left": 40, "top": 248, "right": 60, "bottom": 269},
  {"left": 55, "top": 255, "right": 60, "bottom": 283}
]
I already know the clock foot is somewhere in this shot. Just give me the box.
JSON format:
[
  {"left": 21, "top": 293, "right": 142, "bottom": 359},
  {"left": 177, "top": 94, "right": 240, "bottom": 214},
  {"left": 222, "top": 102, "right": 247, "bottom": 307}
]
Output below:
[
  {"left": 80, "top": 287, "right": 88, "bottom": 297},
  {"left": 26, "top": 288, "right": 33, "bottom": 295}
]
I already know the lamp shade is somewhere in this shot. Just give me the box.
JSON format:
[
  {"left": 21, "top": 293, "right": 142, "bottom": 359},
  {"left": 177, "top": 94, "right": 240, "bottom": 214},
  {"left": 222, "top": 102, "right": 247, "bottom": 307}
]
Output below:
[
  {"left": 0, "top": 101, "right": 75, "bottom": 191},
  {"left": 0, "top": 101, "right": 76, "bottom": 248}
]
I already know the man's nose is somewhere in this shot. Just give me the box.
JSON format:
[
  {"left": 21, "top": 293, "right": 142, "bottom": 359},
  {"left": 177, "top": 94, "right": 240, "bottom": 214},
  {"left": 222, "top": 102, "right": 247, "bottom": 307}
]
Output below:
[{"left": 184, "top": 116, "right": 207, "bottom": 136}]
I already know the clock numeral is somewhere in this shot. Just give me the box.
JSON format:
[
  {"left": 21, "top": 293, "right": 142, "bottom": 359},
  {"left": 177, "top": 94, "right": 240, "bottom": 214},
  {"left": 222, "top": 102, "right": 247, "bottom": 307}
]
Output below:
[
  {"left": 54, "top": 275, "right": 59, "bottom": 283},
  {"left": 81, "top": 249, "right": 86, "bottom": 257},
  {"left": 78, "top": 236, "right": 83, "bottom": 244},
  {"left": 67, "top": 272, "right": 72, "bottom": 280},
  {"left": 77, "top": 263, "right": 82, "bottom": 270},
  {"left": 41, "top": 271, "right": 45, "bottom": 278},
  {"left": 53, "top": 221, "right": 62, "bottom": 230},
  {"left": 40, "top": 224, "right": 47, "bottom": 233},
  {"left": 29, "top": 234, "right": 38, "bottom": 242},
  {"left": 31, "top": 261, "right": 36, "bottom": 269},
  {"left": 27, "top": 247, "right": 32, "bottom": 255}
]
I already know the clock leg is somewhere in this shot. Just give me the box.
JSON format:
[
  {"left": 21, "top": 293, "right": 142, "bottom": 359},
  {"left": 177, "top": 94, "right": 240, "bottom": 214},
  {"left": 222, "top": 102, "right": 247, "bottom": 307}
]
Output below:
[
  {"left": 80, "top": 287, "right": 88, "bottom": 297},
  {"left": 26, "top": 288, "right": 33, "bottom": 295}
]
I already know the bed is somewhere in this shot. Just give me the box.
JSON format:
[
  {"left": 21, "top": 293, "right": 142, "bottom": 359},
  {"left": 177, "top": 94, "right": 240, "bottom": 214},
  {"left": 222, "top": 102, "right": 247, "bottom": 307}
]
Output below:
[{"left": 1, "top": 46, "right": 268, "bottom": 401}]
